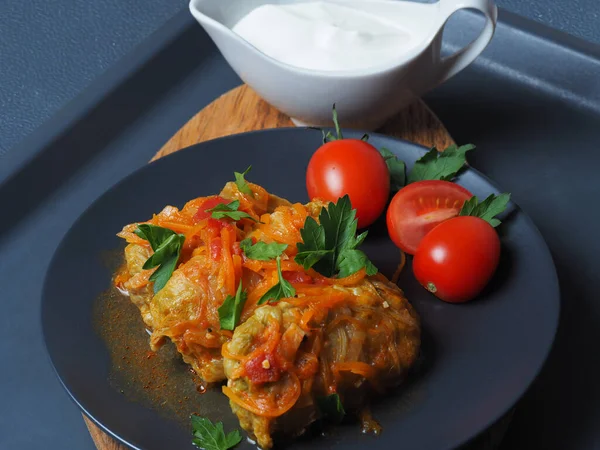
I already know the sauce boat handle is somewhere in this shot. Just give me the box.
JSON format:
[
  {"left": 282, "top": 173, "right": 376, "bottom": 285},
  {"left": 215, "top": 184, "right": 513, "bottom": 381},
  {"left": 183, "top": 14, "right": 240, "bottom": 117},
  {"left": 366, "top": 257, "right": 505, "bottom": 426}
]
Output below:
[{"left": 434, "top": 0, "right": 498, "bottom": 83}]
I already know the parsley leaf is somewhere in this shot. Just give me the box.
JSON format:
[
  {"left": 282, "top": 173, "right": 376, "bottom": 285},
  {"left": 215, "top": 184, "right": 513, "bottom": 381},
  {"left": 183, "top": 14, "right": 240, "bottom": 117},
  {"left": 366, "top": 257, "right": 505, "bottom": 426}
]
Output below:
[
  {"left": 239, "top": 238, "right": 287, "bottom": 261},
  {"left": 206, "top": 200, "right": 259, "bottom": 222},
  {"left": 294, "top": 217, "right": 331, "bottom": 268},
  {"left": 338, "top": 249, "right": 378, "bottom": 278},
  {"left": 191, "top": 414, "right": 242, "bottom": 450},
  {"left": 218, "top": 281, "right": 248, "bottom": 331},
  {"left": 459, "top": 193, "right": 511, "bottom": 227},
  {"left": 295, "top": 195, "right": 378, "bottom": 278},
  {"left": 257, "top": 256, "right": 296, "bottom": 305},
  {"left": 135, "top": 224, "right": 185, "bottom": 293},
  {"left": 379, "top": 147, "right": 406, "bottom": 191},
  {"left": 331, "top": 103, "right": 343, "bottom": 140},
  {"left": 408, "top": 144, "right": 475, "bottom": 184},
  {"left": 317, "top": 393, "right": 346, "bottom": 424},
  {"left": 234, "top": 166, "right": 253, "bottom": 196},
  {"left": 316, "top": 104, "right": 344, "bottom": 143}
]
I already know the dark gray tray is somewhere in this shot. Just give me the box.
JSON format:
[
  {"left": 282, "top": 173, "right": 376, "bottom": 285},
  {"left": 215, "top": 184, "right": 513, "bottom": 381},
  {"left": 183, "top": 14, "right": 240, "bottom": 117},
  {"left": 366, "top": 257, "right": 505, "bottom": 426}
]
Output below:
[{"left": 2, "top": 8, "right": 599, "bottom": 450}]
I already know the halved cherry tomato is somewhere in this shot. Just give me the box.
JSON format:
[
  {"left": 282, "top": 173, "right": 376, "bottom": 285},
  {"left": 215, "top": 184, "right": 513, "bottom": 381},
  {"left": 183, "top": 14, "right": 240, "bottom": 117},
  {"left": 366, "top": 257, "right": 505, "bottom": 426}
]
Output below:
[
  {"left": 194, "top": 196, "right": 228, "bottom": 221},
  {"left": 306, "top": 139, "right": 390, "bottom": 228},
  {"left": 413, "top": 216, "right": 501, "bottom": 303},
  {"left": 386, "top": 180, "right": 472, "bottom": 254}
]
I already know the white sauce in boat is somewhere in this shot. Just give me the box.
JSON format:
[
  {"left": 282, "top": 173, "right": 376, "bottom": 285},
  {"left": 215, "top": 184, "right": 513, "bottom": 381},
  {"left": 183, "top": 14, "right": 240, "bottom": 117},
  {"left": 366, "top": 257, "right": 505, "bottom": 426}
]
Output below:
[{"left": 232, "top": 1, "right": 412, "bottom": 72}]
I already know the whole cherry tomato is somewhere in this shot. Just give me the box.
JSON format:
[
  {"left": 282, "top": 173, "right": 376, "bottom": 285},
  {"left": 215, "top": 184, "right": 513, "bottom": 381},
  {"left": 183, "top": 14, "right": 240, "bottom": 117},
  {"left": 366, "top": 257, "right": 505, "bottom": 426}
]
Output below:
[
  {"left": 306, "top": 139, "right": 390, "bottom": 228},
  {"left": 413, "top": 216, "right": 501, "bottom": 303},
  {"left": 386, "top": 180, "right": 473, "bottom": 254}
]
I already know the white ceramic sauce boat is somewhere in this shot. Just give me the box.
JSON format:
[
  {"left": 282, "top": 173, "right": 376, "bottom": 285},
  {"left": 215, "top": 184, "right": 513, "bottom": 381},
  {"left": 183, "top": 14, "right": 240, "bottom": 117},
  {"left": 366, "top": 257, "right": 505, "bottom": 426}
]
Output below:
[{"left": 189, "top": 0, "right": 497, "bottom": 130}]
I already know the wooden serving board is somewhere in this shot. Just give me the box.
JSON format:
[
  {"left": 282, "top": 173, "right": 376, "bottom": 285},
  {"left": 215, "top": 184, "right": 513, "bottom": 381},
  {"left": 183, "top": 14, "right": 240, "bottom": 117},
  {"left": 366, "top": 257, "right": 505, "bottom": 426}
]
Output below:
[{"left": 85, "top": 84, "right": 508, "bottom": 450}]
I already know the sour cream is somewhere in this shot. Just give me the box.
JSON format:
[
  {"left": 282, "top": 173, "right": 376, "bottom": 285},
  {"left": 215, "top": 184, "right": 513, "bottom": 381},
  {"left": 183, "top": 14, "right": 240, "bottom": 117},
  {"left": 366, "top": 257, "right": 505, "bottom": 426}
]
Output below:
[{"left": 232, "top": 1, "right": 413, "bottom": 72}]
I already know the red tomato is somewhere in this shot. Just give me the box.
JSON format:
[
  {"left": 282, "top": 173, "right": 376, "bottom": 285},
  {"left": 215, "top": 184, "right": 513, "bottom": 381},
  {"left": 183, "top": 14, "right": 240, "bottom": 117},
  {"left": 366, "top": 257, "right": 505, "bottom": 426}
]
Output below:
[
  {"left": 282, "top": 271, "right": 313, "bottom": 284},
  {"left": 413, "top": 216, "right": 501, "bottom": 303},
  {"left": 244, "top": 351, "right": 282, "bottom": 385},
  {"left": 306, "top": 139, "right": 390, "bottom": 228},
  {"left": 206, "top": 218, "right": 228, "bottom": 235},
  {"left": 205, "top": 218, "right": 234, "bottom": 261},
  {"left": 386, "top": 180, "right": 472, "bottom": 254},
  {"left": 193, "top": 196, "right": 228, "bottom": 221}
]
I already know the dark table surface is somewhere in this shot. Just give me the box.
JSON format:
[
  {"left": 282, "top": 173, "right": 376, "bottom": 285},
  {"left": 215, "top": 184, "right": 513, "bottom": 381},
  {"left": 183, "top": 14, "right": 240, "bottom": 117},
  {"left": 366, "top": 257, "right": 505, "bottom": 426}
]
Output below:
[{"left": 2, "top": 1, "right": 600, "bottom": 450}]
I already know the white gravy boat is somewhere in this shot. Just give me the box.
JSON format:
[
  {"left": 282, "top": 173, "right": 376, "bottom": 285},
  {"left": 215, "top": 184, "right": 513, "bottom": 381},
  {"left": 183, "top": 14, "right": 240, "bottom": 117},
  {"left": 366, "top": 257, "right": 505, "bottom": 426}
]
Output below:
[{"left": 189, "top": 0, "right": 497, "bottom": 130}]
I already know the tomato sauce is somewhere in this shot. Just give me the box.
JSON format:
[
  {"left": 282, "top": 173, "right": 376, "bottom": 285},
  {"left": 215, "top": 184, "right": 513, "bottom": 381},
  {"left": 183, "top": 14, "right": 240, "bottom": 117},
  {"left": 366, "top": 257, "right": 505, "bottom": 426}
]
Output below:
[{"left": 244, "top": 351, "right": 282, "bottom": 384}]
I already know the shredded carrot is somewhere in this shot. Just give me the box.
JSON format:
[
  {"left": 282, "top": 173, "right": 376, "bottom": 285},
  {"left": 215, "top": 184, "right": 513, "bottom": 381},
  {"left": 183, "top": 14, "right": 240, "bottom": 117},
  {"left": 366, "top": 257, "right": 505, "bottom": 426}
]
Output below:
[
  {"left": 300, "top": 308, "right": 316, "bottom": 331},
  {"left": 246, "top": 318, "right": 281, "bottom": 362},
  {"left": 288, "top": 291, "right": 347, "bottom": 309},
  {"left": 116, "top": 182, "right": 413, "bottom": 422},
  {"left": 221, "top": 227, "right": 235, "bottom": 295},
  {"left": 391, "top": 249, "right": 406, "bottom": 284},
  {"left": 243, "top": 258, "right": 305, "bottom": 274},
  {"left": 293, "top": 282, "right": 348, "bottom": 295},
  {"left": 279, "top": 324, "right": 305, "bottom": 361},
  {"left": 117, "top": 232, "right": 149, "bottom": 247},
  {"left": 184, "top": 221, "right": 208, "bottom": 240},
  {"left": 246, "top": 272, "right": 278, "bottom": 306},
  {"left": 159, "top": 318, "right": 202, "bottom": 337},
  {"left": 113, "top": 269, "right": 130, "bottom": 288},
  {"left": 326, "top": 314, "right": 365, "bottom": 332},
  {"left": 257, "top": 225, "right": 300, "bottom": 246},
  {"left": 221, "top": 343, "right": 245, "bottom": 361},
  {"left": 182, "top": 328, "right": 222, "bottom": 349},
  {"left": 335, "top": 268, "right": 367, "bottom": 286},
  {"left": 124, "top": 270, "right": 153, "bottom": 290},
  {"left": 333, "top": 361, "right": 376, "bottom": 379},
  {"left": 156, "top": 220, "right": 194, "bottom": 233},
  {"left": 222, "top": 373, "right": 301, "bottom": 417},
  {"left": 181, "top": 196, "right": 208, "bottom": 212},
  {"left": 247, "top": 182, "right": 270, "bottom": 212},
  {"left": 220, "top": 329, "right": 233, "bottom": 339},
  {"left": 232, "top": 254, "right": 243, "bottom": 284},
  {"left": 371, "top": 272, "right": 389, "bottom": 283},
  {"left": 237, "top": 197, "right": 262, "bottom": 222}
]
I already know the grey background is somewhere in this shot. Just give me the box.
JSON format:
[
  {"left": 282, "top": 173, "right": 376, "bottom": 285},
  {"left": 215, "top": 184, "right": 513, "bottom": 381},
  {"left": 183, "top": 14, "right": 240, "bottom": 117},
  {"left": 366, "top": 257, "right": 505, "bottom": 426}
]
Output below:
[{"left": 0, "top": 0, "right": 599, "bottom": 156}]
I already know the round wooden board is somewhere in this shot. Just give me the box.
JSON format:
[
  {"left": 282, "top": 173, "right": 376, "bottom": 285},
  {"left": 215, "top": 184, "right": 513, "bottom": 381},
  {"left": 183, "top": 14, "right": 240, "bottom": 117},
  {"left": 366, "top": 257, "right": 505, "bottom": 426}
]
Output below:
[
  {"left": 153, "top": 84, "right": 454, "bottom": 160},
  {"left": 84, "top": 84, "right": 510, "bottom": 450}
]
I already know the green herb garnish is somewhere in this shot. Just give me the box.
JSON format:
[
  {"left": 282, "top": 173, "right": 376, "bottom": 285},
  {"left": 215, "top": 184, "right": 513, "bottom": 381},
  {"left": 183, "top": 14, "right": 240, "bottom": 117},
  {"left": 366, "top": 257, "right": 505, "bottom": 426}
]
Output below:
[
  {"left": 234, "top": 166, "right": 253, "bottom": 196},
  {"left": 295, "top": 195, "right": 377, "bottom": 278},
  {"left": 257, "top": 256, "right": 296, "bottom": 305},
  {"left": 135, "top": 224, "right": 185, "bottom": 293},
  {"left": 317, "top": 104, "right": 344, "bottom": 143},
  {"left": 191, "top": 414, "right": 242, "bottom": 450},
  {"left": 317, "top": 393, "right": 346, "bottom": 424},
  {"left": 459, "top": 193, "right": 511, "bottom": 227},
  {"left": 218, "top": 281, "right": 248, "bottom": 331},
  {"left": 206, "top": 200, "right": 258, "bottom": 222},
  {"left": 338, "top": 248, "right": 378, "bottom": 279},
  {"left": 239, "top": 238, "right": 287, "bottom": 261},
  {"left": 408, "top": 144, "right": 475, "bottom": 184},
  {"left": 379, "top": 147, "right": 406, "bottom": 191}
]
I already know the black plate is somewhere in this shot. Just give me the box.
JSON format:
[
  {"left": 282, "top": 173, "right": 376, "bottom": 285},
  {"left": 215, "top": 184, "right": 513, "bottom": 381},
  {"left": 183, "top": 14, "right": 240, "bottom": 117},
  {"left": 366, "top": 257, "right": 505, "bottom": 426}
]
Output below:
[{"left": 42, "top": 128, "right": 559, "bottom": 450}]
